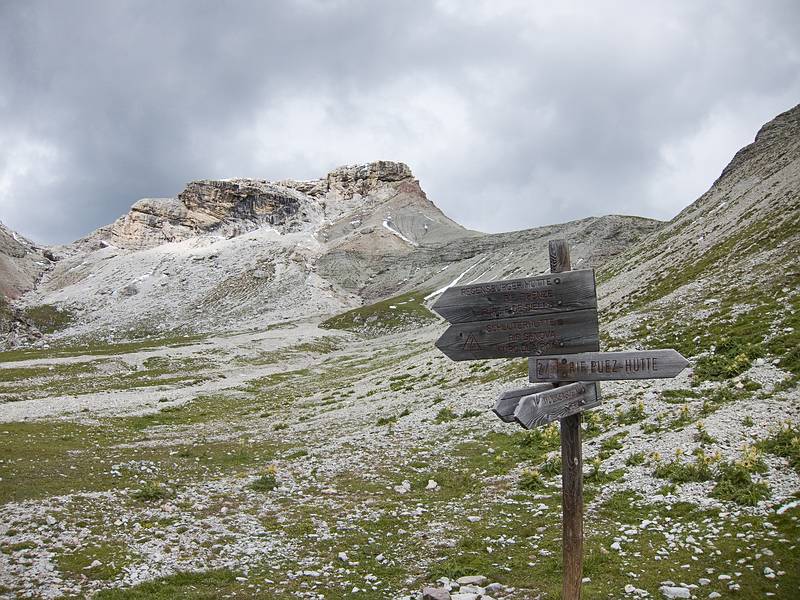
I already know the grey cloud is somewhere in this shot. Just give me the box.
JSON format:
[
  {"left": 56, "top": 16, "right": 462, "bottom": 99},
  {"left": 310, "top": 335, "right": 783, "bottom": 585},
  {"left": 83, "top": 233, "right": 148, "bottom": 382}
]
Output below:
[{"left": 1, "top": 0, "right": 798, "bottom": 243}]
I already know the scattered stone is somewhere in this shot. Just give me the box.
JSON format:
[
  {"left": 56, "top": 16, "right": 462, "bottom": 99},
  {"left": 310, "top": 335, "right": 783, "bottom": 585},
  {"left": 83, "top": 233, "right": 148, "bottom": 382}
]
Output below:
[
  {"left": 422, "top": 587, "right": 451, "bottom": 600},
  {"left": 659, "top": 586, "right": 690, "bottom": 599},
  {"left": 426, "top": 479, "right": 439, "bottom": 490},
  {"left": 455, "top": 576, "right": 487, "bottom": 586},
  {"left": 458, "top": 585, "right": 484, "bottom": 595}
]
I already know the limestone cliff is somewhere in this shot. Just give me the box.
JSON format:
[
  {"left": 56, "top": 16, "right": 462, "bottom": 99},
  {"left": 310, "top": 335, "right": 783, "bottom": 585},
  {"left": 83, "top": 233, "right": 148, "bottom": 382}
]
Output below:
[{"left": 86, "top": 161, "right": 429, "bottom": 250}]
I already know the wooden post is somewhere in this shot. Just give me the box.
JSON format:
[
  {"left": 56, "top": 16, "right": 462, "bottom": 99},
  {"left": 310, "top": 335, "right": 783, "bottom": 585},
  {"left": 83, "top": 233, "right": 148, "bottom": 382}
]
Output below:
[{"left": 549, "top": 239, "right": 588, "bottom": 600}]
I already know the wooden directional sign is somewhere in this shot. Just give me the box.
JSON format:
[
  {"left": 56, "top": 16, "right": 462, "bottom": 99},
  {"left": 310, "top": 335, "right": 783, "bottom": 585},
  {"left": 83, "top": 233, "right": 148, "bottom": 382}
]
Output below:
[
  {"left": 514, "top": 382, "right": 601, "bottom": 430},
  {"left": 529, "top": 349, "right": 690, "bottom": 383},
  {"left": 431, "top": 269, "right": 596, "bottom": 324},
  {"left": 434, "top": 309, "right": 600, "bottom": 361},
  {"left": 493, "top": 383, "right": 554, "bottom": 422},
  {"left": 430, "top": 239, "right": 694, "bottom": 600}
]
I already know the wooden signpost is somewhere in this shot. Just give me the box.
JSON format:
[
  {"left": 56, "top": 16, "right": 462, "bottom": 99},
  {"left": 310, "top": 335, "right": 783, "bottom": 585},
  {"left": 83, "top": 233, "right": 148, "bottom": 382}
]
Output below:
[
  {"left": 432, "top": 239, "right": 690, "bottom": 600},
  {"left": 529, "top": 349, "right": 689, "bottom": 382},
  {"left": 492, "top": 383, "right": 554, "bottom": 422},
  {"left": 514, "top": 381, "right": 601, "bottom": 430}
]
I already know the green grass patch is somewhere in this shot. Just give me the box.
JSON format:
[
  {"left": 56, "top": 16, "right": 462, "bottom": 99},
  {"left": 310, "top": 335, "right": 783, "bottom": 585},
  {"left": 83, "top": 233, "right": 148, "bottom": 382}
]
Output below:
[
  {"left": 320, "top": 290, "right": 435, "bottom": 336},
  {"left": 434, "top": 407, "right": 457, "bottom": 423},
  {"left": 23, "top": 304, "right": 74, "bottom": 333},
  {"left": 711, "top": 461, "right": 770, "bottom": 506},
  {"left": 759, "top": 422, "right": 800, "bottom": 473},
  {"left": 94, "top": 569, "right": 242, "bottom": 599}
]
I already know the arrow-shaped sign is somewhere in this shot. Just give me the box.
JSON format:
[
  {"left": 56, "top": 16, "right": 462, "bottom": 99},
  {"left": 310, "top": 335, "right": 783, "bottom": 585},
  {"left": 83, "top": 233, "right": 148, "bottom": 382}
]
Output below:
[
  {"left": 493, "top": 383, "right": 554, "bottom": 422},
  {"left": 434, "top": 309, "right": 599, "bottom": 361},
  {"left": 528, "top": 349, "right": 690, "bottom": 383},
  {"left": 514, "top": 381, "right": 601, "bottom": 429},
  {"left": 431, "top": 269, "right": 596, "bottom": 324}
]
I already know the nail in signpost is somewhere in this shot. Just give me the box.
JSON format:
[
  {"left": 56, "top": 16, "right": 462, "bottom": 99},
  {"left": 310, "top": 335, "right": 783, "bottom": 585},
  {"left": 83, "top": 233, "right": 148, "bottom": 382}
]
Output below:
[{"left": 432, "top": 239, "right": 690, "bottom": 600}]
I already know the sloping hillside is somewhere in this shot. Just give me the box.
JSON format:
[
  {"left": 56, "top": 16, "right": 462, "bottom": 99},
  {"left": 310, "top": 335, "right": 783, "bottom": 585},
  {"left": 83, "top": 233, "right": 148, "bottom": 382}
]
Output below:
[{"left": 598, "top": 103, "right": 800, "bottom": 386}]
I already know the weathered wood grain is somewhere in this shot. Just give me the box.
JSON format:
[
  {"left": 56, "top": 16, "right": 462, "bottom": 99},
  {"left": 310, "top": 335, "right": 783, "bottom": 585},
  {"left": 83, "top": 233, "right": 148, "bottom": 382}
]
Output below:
[
  {"left": 561, "top": 409, "right": 583, "bottom": 600},
  {"left": 492, "top": 383, "right": 554, "bottom": 422},
  {"left": 434, "top": 308, "right": 599, "bottom": 361},
  {"left": 513, "top": 381, "right": 600, "bottom": 429},
  {"left": 431, "top": 269, "right": 597, "bottom": 324},
  {"left": 549, "top": 239, "right": 584, "bottom": 600},
  {"left": 528, "top": 349, "right": 690, "bottom": 382}
]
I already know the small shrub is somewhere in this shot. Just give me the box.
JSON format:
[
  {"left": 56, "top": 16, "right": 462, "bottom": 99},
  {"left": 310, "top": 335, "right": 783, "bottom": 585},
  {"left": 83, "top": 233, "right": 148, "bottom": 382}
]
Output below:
[
  {"left": 598, "top": 432, "right": 627, "bottom": 460},
  {"left": 711, "top": 461, "right": 769, "bottom": 506},
  {"left": 653, "top": 449, "right": 716, "bottom": 483},
  {"left": 273, "top": 422, "right": 288, "bottom": 431},
  {"left": 519, "top": 468, "right": 543, "bottom": 491},
  {"left": 131, "top": 482, "right": 171, "bottom": 502},
  {"left": 584, "top": 457, "right": 623, "bottom": 483},
  {"left": 658, "top": 483, "right": 677, "bottom": 495},
  {"left": 461, "top": 409, "right": 482, "bottom": 419},
  {"left": 540, "top": 455, "right": 562, "bottom": 476},
  {"left": 625, "top": 452, "right": 646, "bottom": 467},
  {"left": 694, "top": 337, "right": 764, "bottom": 382},
  {"left": 250, "top": 466, "right": 278, "bottom": 492},
  {"left": 759, "top": 422, "right": 800, "bottom": 472},
  {"left": 434, "top": 407, "right": 457, "bottom": 424},
  {"left": 617, "top": 401, "right": 645, "bottom": 425},
  {"left": 694, "top": 421, "right": 716, "bottom": 445},
  {"left": 742, "top": 415, "right": 754, "bottom": 427},
  {"left": 671, "top": 404, "right": 694, "bottom": 428},
  {"left": 376, "top": 415, "right": 397, "bottom": 426}
]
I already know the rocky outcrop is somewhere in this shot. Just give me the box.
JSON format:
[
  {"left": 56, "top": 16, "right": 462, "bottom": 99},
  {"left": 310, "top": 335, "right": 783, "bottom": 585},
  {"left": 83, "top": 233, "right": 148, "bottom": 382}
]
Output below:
[
  {"left": 0, "top": 221, "right": 50, "bottom": 300},
  {"left": 324, "top": 161, "right": 413, "bottom": 198},
  {"left": 93, "top": 180, "right": 312, "bottom": 250},
  {"left": 87, "top": 161, "right": 419, "bottom": 250}
]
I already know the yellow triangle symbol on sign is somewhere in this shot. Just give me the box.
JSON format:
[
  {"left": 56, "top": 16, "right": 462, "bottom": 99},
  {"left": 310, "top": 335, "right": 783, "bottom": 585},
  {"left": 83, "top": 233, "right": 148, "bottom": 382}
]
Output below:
[{"left": 463, "top": 333, "right": 481, "bottom": 351}]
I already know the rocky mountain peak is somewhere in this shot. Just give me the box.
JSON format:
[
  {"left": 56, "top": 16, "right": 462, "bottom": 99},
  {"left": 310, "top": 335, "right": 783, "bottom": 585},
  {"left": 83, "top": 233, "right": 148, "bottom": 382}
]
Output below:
[
  {"left": 325, "top": 160, "right": 414, "bottom": 198},
  {"left": 85, "top": 161, "right": 418, "bottom": 250}
]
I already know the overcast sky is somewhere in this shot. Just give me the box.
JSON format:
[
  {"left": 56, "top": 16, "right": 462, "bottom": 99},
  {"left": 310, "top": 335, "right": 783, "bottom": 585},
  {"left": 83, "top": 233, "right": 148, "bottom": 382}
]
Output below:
[{"left": 1, "top": 1, "right": 799, "bottom": 244}]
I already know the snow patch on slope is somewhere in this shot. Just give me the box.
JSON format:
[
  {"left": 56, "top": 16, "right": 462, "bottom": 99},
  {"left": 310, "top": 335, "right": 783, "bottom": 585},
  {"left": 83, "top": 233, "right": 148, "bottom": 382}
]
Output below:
[
  {"left": 382, "top": 220, "right": 417, "bottom": 247},
  {"left": 424, "top": 256, "right": 488, "bottom": 301}
]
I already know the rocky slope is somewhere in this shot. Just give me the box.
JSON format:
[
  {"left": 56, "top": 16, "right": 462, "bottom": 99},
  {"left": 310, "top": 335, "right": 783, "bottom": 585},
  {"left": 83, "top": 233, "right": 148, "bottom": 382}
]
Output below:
[
  {"left": 0, "top": 221, "right": 50, "bottom": 300},
  {"left": 595, "top": 104, "right": 799, "bottom": 384},
  {"left": 601, "top": 103, "right": 800, "bottom": 314},
  {"left": 8, "top": 161, "right": 659, "bottom": 344},
  {"left": 0, "top": 222, "right": 52, "bottom": 344}
]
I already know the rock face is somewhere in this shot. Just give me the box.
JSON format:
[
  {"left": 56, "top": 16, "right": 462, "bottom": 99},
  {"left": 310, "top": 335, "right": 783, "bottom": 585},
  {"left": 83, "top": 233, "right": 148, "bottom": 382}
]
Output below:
[
  {"left": 88, "top": 161, "right": 431, "bottom": 250},
  {"left": 0, "top": 221, "right": 50, "bottom": 300},
  {"left": 93, "top": 180, "right": 312, "bottom": 250},
  {"left": 0, "top": 222, "right": 50, "bottom": 345}
]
